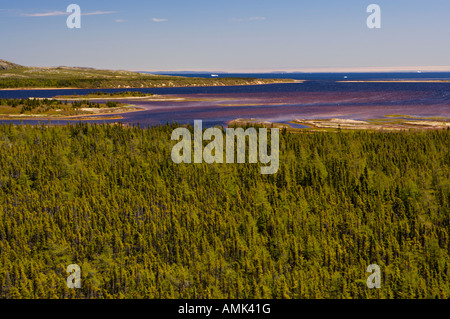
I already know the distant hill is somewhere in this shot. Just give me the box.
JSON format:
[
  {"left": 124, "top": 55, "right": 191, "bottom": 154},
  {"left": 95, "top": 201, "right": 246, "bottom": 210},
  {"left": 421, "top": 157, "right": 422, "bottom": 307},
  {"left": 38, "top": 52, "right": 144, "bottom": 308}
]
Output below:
[
  {"left": 146, "top": 71, "right": 229, "bottom": 75},
  {"left": 0, "top": 60, "right": 23, "bottom": 71},
  {"left": 0, "top": 60, "right": 293, "bottom": 89}
]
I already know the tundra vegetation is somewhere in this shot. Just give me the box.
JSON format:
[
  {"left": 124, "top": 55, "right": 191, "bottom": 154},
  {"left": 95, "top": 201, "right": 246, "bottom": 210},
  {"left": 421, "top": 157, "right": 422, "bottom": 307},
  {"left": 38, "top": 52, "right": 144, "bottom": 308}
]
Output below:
[{"left": 0, "top": 60, "right": 293, "bottom": 89}]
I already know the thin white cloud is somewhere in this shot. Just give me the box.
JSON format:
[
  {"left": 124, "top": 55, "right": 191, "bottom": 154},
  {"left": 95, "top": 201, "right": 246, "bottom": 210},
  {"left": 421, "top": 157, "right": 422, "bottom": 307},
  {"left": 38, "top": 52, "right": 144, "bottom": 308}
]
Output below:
[
  {"left": 22, "top": 11, "right": 66, "bottom": 17},
  {"left": 115, "top": 19, "right": 126, "bottom": 23},
  {"left": 0, "top": 9, "right": 24, "bottom": 17},
  {"left": 82, "top": 11, "right": 117, "bottom": 16},
  {"left": 21, "top": 10, "right": 117, "bottom": 17},
  {"left": 249, "top": 17, "right": 266, "bottom": 21},
  {"left": 231, "top": 16, "right": 266, "bottom": 22},
  {"left": 152, "top": 18, "right": 168, "bottom": 22}
]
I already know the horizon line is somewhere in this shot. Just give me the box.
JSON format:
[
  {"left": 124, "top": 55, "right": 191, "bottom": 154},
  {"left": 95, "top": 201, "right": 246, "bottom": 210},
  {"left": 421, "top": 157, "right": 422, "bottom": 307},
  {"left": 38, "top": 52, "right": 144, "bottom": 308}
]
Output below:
[
  {"left": 4, "top": 59, "right": 450, "bottom": 73},
  {"left": 134, "top": 66, "right": 450, "bottom": 73}
]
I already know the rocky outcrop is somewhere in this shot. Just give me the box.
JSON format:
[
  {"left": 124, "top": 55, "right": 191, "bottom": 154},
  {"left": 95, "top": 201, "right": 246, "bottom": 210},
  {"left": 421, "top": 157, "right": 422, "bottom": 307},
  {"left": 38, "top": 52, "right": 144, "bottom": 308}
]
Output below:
[{"left": 0, "top": 60, "right": 23, "bottom": 70}]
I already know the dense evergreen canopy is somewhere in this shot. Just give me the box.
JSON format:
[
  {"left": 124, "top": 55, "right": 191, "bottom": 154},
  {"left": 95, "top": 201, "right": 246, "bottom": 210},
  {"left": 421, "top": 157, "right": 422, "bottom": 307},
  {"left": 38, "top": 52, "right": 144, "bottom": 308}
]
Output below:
[{"left": 0, "top": 123, "right": 448, "bottom": 299}]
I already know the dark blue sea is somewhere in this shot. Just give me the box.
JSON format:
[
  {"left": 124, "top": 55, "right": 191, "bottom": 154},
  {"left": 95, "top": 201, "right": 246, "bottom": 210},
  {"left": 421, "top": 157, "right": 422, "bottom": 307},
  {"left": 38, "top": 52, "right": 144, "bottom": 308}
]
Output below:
[{"left": 150, "top": 72, "right": 450, "bottom": 81}]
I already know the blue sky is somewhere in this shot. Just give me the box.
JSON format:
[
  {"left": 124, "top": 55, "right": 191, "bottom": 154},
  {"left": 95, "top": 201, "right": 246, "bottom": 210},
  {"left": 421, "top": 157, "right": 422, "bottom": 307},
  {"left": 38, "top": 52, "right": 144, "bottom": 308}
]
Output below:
[{"left": 1, "top": 0, "right": 449, "bottom": 72}]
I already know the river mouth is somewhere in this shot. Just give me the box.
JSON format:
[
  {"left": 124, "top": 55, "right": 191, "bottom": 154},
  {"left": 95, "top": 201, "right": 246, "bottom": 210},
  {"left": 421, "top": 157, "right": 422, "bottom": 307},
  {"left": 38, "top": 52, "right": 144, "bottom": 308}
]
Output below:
[{"left": 0, "top": 81, "right": 449, "bottom": 128}]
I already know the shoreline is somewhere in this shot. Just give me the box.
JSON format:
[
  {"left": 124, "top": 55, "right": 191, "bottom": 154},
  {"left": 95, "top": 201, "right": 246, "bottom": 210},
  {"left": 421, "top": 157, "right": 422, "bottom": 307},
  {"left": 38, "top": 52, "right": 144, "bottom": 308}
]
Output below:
[
  {"left": 0, "top": 80, "right": 300, "bottom": 91},
  {"left": 0, "top": 87, "right": 81, "bottom": 91},
  {"left": 228, "top": 117, "right": 450, "bottom": 131},
  {"left": 51, "top": 96, "right": 186, "bottom": 101},
  {"left": 0, "top": 104, "right": 146, "bottom": 121}
]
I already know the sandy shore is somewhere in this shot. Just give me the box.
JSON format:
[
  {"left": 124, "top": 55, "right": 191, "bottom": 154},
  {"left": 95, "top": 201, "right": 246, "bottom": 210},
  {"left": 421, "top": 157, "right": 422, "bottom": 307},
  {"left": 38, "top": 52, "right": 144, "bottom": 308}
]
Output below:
[
  {"left": 292, "top": 118, "right": 450, "bottom": 130},
  {"left": 0, "top": 104, "right": 146, "bottom": 121},
  {"left": 227, "top": 118, "right": 450, "bottom": 131},
  {"left": 0, "top": 87, "right": 81, "bottom": 91},
  {"left": 52, "top": 96, "right": 187, "bottom": 102},
  {"left": 0, "top": 80, "right": 300, "bottom": 91}
]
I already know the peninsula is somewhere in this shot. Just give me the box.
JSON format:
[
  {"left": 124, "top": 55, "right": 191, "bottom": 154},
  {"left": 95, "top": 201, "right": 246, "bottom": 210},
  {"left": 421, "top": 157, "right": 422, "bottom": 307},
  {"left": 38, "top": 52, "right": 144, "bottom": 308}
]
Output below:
[{"left": 0, "top": 60, "right": 294, "bottom": 90}]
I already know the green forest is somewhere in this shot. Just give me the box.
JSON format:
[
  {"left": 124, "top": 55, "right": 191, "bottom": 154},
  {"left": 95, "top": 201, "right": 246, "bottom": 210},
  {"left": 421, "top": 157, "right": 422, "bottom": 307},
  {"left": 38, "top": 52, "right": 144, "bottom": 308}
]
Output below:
[
  {"left": 0, "top": 98, "right": 121, "bottom": 117},
  {"left": 0, "top": 123, "right": 448, "bottom": 299},
  {"left": 0, "top": 77, "right": 293, "bottom": 89},
  {"left": 0, "top": 60, "right": 293, "bottom": 89}
]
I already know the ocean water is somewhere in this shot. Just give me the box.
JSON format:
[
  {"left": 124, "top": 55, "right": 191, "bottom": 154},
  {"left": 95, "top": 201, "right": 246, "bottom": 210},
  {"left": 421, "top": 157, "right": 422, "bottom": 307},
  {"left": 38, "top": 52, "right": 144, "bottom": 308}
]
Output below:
[
  {"left": 0, "top": 73, "right": 449, "bottom": 127},
  {"left": 149, "top": 72, "right": 450, "bottom": 81}
]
